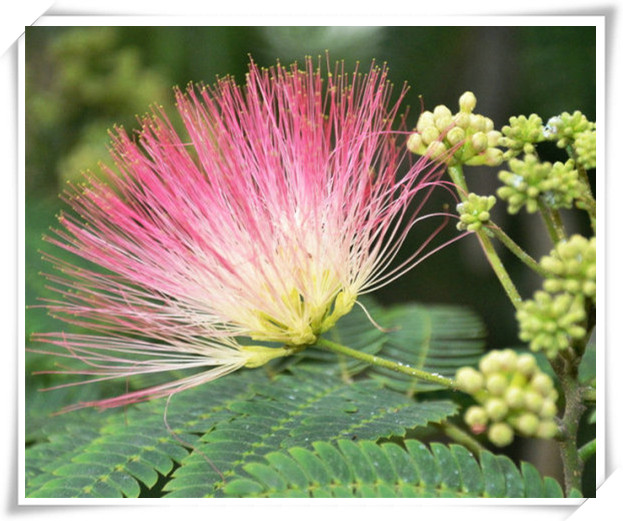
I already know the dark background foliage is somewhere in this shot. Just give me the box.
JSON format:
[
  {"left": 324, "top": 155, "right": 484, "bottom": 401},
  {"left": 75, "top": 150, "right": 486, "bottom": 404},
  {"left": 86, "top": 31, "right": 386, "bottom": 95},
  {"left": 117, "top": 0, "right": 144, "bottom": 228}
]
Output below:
[{"left": 25, "top": 25, "right": 596, "bottom": 492}]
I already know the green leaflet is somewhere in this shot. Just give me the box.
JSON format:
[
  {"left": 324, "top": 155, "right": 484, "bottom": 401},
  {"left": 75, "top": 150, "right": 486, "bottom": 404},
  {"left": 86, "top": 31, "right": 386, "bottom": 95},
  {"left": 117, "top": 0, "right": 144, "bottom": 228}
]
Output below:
[
  {"left": 25, "top": 366, "right": 457, "bottom": 498},
  {"left": 222, "top": 439, "right": 567, "bottom": 498}
]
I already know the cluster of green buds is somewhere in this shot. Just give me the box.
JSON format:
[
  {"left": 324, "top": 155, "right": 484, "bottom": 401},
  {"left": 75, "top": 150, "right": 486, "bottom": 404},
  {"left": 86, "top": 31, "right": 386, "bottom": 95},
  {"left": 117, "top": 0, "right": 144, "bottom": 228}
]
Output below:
[
  {"left": 407, "top": 91, "right": 503, "bottom": 166},
  {"left": 517, "top": 234, "right": 595, "bottom": 359},
  {"left": 516, "top": 292, "right": 587, "bottom": 359},
  {"left": 544, "top": 111, "right": 596, "bottom": 149},
  {"left": 456, "top": 349, "right": 559, "bottom": 447},
  {"left": 574, "top": 129, "right": 597, "bottom": 170},
  {"left": 456, "top": 193, "right": 496, "bottom": 232},
  {"left": 497, "top": 154, "right": 581, "bottom": 214},
  {"left": 499, "top": 114, "right": 545, "bottom": 160},
  {"left": 540, "top": 235, "right": 597, "bottom": 302}
]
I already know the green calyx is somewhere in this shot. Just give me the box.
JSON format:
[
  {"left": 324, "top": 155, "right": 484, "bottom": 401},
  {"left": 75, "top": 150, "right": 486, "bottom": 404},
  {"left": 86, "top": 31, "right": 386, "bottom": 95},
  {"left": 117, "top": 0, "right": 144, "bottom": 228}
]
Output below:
[
  {"left": 540, "top": 235, "right": 596, "bottom": 302},
  {"left": 407, "top": 91, "right": 503, "bottom": 167},
  {"left": 242, "top": 344, "right": 301, "bottom": 368},
  {"left": 457, "top": 349, "right": 559, "bottom": 447},
  {"left": 497, "top": 154, "right": 580, "bottom": 214},
  {"left": 456, "top": 193, "right": 496, "bottom": 231},
  {"left": 516, "top": 291, "right": 587, "bottom": 359},
  {"left": 499, "top": 114, "right": 545, "bottom": 159},
  {"left": 544, "top": 111, "right": 596, "bottom": 149}
]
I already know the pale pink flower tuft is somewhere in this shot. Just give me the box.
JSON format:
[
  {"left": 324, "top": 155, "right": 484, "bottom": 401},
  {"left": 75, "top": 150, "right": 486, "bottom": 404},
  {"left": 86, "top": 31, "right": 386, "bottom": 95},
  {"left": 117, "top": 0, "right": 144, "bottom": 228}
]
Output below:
[{"left": 32, "top": 57, "right": 449, "bottom": 409}]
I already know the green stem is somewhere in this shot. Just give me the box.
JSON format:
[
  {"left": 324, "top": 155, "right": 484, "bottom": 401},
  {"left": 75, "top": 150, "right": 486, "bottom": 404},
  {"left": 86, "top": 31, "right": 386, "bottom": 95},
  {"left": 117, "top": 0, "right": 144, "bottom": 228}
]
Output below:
[
  {"left": 447, "top": 164, "right": 470, "bottom": 201},
  {"left": 578, "top": 439, "right": 596, "bottom": 463},
  {"left": 435, "top": 421, "right": 485, "bottom": 456},
  {"left": 538, "top": 200, "right": 566, "bottom": 244},
  {"left": 567, "top": 145, "right": 596, "bottom": 233},
  {"left": 551, "top": 354, "right": 586, "bottom": 495},
  {"left": 486, "top": 224, "right": 550, "bottom": 278},
  {"left": 475, "top": 231, "right": 523, "bottom": 309},
  {"left": 448, "top": 164, "right": 522, "bottom": 309},
  {"left": 315, "top": 337, "right": 456, "bottom": 389},
  {"left": 577, "top": 167, "right": 597, "bottom": 234}
]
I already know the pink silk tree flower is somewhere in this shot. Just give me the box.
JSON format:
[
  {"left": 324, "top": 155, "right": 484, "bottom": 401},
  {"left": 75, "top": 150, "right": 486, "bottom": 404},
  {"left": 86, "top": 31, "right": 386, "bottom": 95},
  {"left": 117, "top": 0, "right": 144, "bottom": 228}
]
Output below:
[{"left": 32, "top": 57, "right": 448, "bottom": 409}]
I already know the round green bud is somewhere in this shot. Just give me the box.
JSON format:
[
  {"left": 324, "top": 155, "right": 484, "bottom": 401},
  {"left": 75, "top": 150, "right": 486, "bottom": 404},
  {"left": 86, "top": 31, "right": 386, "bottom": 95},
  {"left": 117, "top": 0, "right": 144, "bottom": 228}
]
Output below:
[
  {"left": 536, "top": 420, "right": 559, "bottom": 439},
  {"left": 471, "top": 132, "right": 489, "bottom": 153},
  {"left": 504, "top": 386, "right": 525, "bottom": 409},
  {"left": 464, "top": 406, "right": 488, "bottom": 431},
  {"left": 485, "top": 398, "right": 509, "bottom": 421},
  {"left": 487, "top": 130, "right": 502, "bottom": 147},
  {"left": 479, "top": 352, "right": 502, "bottom": 375},
  {"left": 516, "top": 353, "right": 537, "bottom": 376},
  {"left": 421, "top": 126, "right": 440, "bottom": 145},
  {"left": 407, "top": 132, "right": 424, "bottom": 154},
  {"left": 483, "top": 148, "right": 504, "bottom": 167},
  {"left": 454, "top": 112, "right": 471, "bottom": 129},
  {"left": 459, "top": 91, "right": 477, "bottom": 113},
  {"left": 436, "top": 115, "right": 454, "bottom": 132},
  {"left": 470, "top": 114, "right": 488, "bottom": 132},
  {"left": 516, "top": 413, "right": 540, "bottom": 436},
  {"left": 540, "top": 399, "right": 558, "bottom": 419},
  {"left": 456, "top": 367, "right": 485, "bottom": 394},
  {"left": 524, "top": 390, "right": 544, "bottom": 413},
  {"left": 488, "top": 422, "right": 514, "bottom": 447},
  {"left": 426, "top": 141, "right": 448, "bottom": 160},
  {"left": 486, "top": 374, "right": 508, "bottom": 396},
  {"left": 497, "top": 349, "right": 518, "bottom": 372},
  {"left": 531, "top": 373, "right": 554, "bottom": 396},
  {"left": 434, "top": 104, "right": 452, "bottom": 120},
  {"left": 416, "top": 111, "right": 435, "bottom": 132},
  {"left": 446, "top": 126, "right": 465, "bottom": 146}
]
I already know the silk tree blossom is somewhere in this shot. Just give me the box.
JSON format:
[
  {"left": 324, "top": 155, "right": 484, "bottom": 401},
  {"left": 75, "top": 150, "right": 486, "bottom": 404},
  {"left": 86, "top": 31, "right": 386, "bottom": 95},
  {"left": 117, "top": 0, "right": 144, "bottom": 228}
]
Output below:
[{"left": 32, "top": 57, "right": 450, "bottom": 409}]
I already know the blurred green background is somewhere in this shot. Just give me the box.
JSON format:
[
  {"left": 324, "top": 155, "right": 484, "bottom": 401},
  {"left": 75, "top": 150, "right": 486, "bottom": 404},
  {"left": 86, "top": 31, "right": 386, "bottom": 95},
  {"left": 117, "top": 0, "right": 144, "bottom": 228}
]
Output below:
[{"left": 25, "top": 25, "right": 596, "bottom": 489}]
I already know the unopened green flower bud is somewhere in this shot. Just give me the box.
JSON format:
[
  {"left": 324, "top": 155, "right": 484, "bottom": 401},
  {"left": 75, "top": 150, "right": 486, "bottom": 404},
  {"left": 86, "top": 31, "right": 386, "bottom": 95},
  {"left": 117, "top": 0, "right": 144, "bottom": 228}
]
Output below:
[
  {"left": 488, "top": 422, "right": 514, "bottom": 447},
  {"left": 471, "top": 132, "right": 488, "bottom": 153},
  {"left": 536, "top": 420, "right": 559, "bottom": 439},
  {"left": 485, "top": 397, "right": 508, "bottom": 421},
  {"left": 531, "top": 373, "right": 554, "bottom": 396},
  {"left": 421, "top": 126, "right": 441, "bottom": 145},
  {"left": 516, "top": 353, "right": 537, "bottom": 376},
  {"left": 505, "top": 386, "right": 525, "bottom": 409},
  {"left": 469, "top": 114, "right": 493, "bottom": 132},
  {"left": 426, "top": 141, "right": 448, "bottom": 160},
  {"left": 515, "top": 413, "right": 540, "bottom": 436},
  {"left": 487, "top": 130, "right": 502, "bottom": 148},
  {"left": 497, "top": 349, "right": 518, "bottom": 372},
  {"left": 459, "top": 91, "right": 477, "bottom": 113},
  {"left": 482, "top": 147, "right": 504, "bottom": 167},
  {"left": 434, "top": 104, "right": 452, "bottom": 120},
  {"left": 454, "top": 112, "right": 471, "bottom": 129},
  {"left": 456, "top": 366, "right": 485, "bottom": 394},
  {"left": 465, "top": 406, "right": 488, "bottom": 431},
  {"left": 479, "top": 352, "right": 502, "bottom": 375},
  {"left": 407, "top": 132, "right": 424, "bottom": 154},
  {"left": 446, "top": 126, "right": 465, "bottom": 146},
  {"left": 486, "top": 374, "right": 508, "bottom": 396},
  {"left": 540, "top": 399, "right": 558, "bottom": 419},
  {"left": 524, "top": 390, "right": 544, "bottom": 413},
  {"left": 416, "top": 111, "right": 435, "bottom": 132}
]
